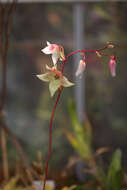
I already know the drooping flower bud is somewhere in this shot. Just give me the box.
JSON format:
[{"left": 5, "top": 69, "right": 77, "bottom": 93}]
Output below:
[
  {"left": 96, "top": 51, "right": 102, "bottom": 57},
  {"left": 109, "top": 55, "right": 116, "bottom": 77},
  {"left": 75, "top": 59, "right": 86, "bottom": 77}
]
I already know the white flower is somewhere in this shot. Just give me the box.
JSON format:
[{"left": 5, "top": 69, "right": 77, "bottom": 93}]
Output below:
[
  {"left": 41, "top": 41, "right": 65, "bottom": 65},
  {"left": 75, "top": 59, "right": 86, "bottom": 78},
  {"left": 37, "top": 65, "right": 74, "bottom": 97}
]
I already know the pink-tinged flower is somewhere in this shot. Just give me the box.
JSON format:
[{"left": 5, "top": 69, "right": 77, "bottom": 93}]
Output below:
[
  {"left": 41, "top": 41, "right": 65, "bottom": 65},
  {"left": 37, "top": 65, "right": 74, "bottom": 97},
  {"left": 109, "top": 56, "right": 116, "bottom": 77},
  {"left": 75, "top": 59, "right": 86, "bottom": 78}
]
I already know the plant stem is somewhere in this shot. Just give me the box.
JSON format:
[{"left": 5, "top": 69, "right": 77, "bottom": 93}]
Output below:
[
  {"left": 1, "top": 128, "right": 9, "bottom": 180},
  {"left": 43, "top": 90, "right": 62, "bottom": 190},
  {"left": 61, "top": 45, "right": 109, "bottom": 73}
]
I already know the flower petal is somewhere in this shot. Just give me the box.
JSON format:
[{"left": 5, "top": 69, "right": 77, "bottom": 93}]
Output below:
[
  {"left": 47, "top": 41, "right": 51, "bottom": 46},
  {"left": 52, "top": 53, "right": 59, "bottom": 65},
  {"left": 62, "top": 76, "right": 75, "bottom": 87},
  {"left": 36, "top": 73, "right": 54, "bottom": 82},
  {"left": 41, "top": 46, "right": 52, "bottom": 54},
  {"left": 46, "top": 64, "right": 52, "bottom": 71},
  {"left": 46, "top": 64, "right": 57, "bottom": 71},
  {"left": 59, "top": 46, "right": 65, "bottom": 61},
  {"left": 49, "top": 79, "right": 61, "bottom": 97}
]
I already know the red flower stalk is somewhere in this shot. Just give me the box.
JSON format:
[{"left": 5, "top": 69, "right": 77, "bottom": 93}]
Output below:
[{"left": 36, "top": 42, "right": 116, "bottom": 190}]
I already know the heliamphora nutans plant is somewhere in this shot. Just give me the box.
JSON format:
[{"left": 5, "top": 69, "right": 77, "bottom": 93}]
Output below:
[{"left": 36, "top": 41, "right": 116, "bottom": 190}]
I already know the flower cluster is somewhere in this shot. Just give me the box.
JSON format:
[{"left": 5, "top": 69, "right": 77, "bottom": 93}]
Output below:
[
  {"left": 37, "top": 42, "right": 74, "bottom": 97},
  {"left": 37, "top": 41, "right": 116, "bottom": 97}
]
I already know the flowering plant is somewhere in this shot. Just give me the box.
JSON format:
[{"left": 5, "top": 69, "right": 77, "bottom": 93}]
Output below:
[{"left": 36, "top": 41, "right": 116, "bottom": 190}]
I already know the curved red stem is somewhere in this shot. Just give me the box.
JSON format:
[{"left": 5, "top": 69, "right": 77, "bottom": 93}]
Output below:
[
  {"left": 61, "top": 45, "right": 109, "bottom": 73},
  {"left": 43, "top": 91, "right": 62, "bottom": 190}
]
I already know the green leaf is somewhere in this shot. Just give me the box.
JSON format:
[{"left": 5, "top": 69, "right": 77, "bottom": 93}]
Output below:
[
  {"left": 67, "top": 99, "right": 93, "bottom": 160},
  {"left": 68, "top": 99, "right": 92, "bottom": 145},
  {"left": 106, "top": 149, "right": 123, "bottom": 190},
  {"left": 64, "top": 130, "right": 81, "bottom": 151},
  {"left": 84, "top": 116, "right": 92, "bottom": 144},
  {"left": 49, "top": 79, "right": 61, "bottom": 97}
]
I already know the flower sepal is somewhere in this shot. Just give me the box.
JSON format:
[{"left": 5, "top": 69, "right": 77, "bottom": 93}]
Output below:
[{"left": 37, "top": 65, "right": 74, "bottom": 97}]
